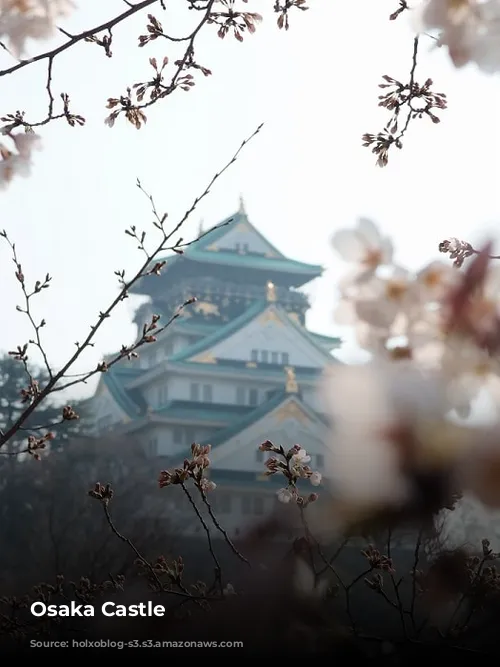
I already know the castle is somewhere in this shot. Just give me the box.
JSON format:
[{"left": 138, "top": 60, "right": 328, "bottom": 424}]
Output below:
[{"left": 90, "top": 200, "right": 341, "bottom": 535}]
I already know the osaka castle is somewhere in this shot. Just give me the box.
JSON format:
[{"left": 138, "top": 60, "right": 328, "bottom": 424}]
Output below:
[{"left": 90, "top": 200, "right": 341, "bottom": 534}]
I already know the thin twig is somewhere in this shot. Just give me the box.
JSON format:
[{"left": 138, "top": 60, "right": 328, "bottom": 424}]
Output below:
[
  {"left": 180, "top": 483, "right": 223, "bottom": 595},
  {"left": 196, "top": 483, "right": 250, "bottom": 566}
]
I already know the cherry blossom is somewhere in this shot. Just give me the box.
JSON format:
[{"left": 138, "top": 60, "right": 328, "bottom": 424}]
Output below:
[
  {"left": 0, "top": 131, "right": 41, "bottom": 189},
  {"left": 199, "top": 477, "right": 216, "bottom": 493},
  {"left": 331, "top": 219, "right": 500, "bottom": 418},
  {"left": 440, "top": 338, "right": 500, "bottom": 416},
  {"left": 290, "top": 447, "right": 311, "bottom": 465},
  {"left": 332, "top": 217, "right": 393, "bottom": 271},
  {"left": 414, "top": 0, "right": 500, "bottom": 73},
  {"left": 0, "top": 0, "right": 74, "bottom": 57},
  {"left": 415, "top": 260, "right": 460, "bottom": 302},
  {"left": 320, "top": 363, "right": 442, "bottom": 511},
  {"left": 277, "top": 487, "right": 294, "bottom": 504},
  {"left": 310, "top": 471, "right": 322, "bottom": 486}
]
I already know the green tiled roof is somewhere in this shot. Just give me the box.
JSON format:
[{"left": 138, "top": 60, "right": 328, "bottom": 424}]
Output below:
[
  {"left": 102, "top": 365, "right": 146, "bottom": 418},
  {"left": 202, "top": 391, "right": 291, "bottom": 448},
  {"left": 168, "top": 360, "right": 322, "bottom": 381},
  {"left": 131, "top": 211, "right": 322, "bottom": 288},
  {"left": 156, "top": 400, "right": 253, "bottom": 423},
  {"left": 174, "top": 320, "right": 219, "bottom": 336},
  {"left": 310, "top": 332, "right": 342, "bottom": 349},
  {"left": 168, "top": 247, "right": 322, "bottom": 276},
  {"left": 195, "top": 210, "right": 286, "bottom": 258},
  {"left": 175, "top": 391, "right": 326, "bottom": 460},
  {"left": 170, "top": 300, "right": 339, "bottom": 365},
  {"left": 165, "top": 210, "right": 322, "bottom": 276},
  {"left": 173, "top": 391, "right": 287, "bottom": 461},
  {"left": 170, "top": 300, "right": 268, "bottom": 362}
]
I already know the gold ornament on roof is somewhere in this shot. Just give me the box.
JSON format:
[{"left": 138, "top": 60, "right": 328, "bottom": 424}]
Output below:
[
  {"left": 190, "top": 351, "right": 217, "bottom": 364},
  {"left": 274, "top": 401, "right": 309, "bottom": 423},
  {"left": 284, "top": 366, "right": 298, "bottom": 394},
  {"left": 258, "top": 308, "right": 283, "bottom": 325},
  {"left": 266, "top": 281, "right": 276, "bottom": 302},
  {"left": 193, "top": 301, "right": 220, "bottom": 316}
]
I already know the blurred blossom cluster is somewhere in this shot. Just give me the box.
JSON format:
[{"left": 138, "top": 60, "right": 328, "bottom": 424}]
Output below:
[
  {"left": 0, "top": 131, "right": 41, "bottom": 188},
  {"left": 414, "top": 0, "right": 500, "bottom": 73},
  {"left": 332, "top": 219, "right": 500, "bottom": 417},
  {"left": 0, "top": 1, "right": 74, "bottom": 57},
  {"left": 319, "top": 217, "right": 500, "bottom": 530}
]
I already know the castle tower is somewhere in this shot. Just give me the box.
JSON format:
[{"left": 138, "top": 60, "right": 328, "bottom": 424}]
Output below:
[{"left": 90, "top": 202, "right": 342, "bottom": 534}]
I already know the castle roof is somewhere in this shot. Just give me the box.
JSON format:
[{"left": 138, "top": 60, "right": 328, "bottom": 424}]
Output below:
[
  {"left": 175, "top": 389, "right": 328, "bottom": 460},
  {"left": 135, "top": 309, "right": 341, "bottom": 353},
  {"left": 169, "top": 300, "right": 338, "bottom": 365},
  {"left": 97, "top": 295, "right": 341, "bottom": 422},
  {"left": 130, "top": 208, "right": 323, "bottom": 295},
  {"left": 98, "top": 365, "right": 145, "bottom": 418}
]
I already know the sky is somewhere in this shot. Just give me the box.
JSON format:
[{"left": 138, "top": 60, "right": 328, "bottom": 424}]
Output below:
[{"left": 1, "top": 0, "right": 499, "bottom": 401}]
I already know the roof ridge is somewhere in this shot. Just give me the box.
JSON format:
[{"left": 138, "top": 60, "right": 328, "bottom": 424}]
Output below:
[
  {"left": 169, "top": 300, "right": 268, "bottom": 362},
  {"left": 197, "top": 391, "right": 326, "bottom": 452},
  {"left": 103, "top": 370, "right": 144, "bottom": 418},
  {"left": 193, "top": 209, "right": 287, "bottom": 260},
  {"left": 173, "top": 391, "right": 288, "bottom": 461},
  {"left": 276, "top": 307, "right": 343, "bottom": 363}
]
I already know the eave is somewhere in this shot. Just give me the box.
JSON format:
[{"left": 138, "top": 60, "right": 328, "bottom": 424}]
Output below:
[
  {"left": 156, "top": 400, "right": 254, "bottom": 424},
  {"left": 125, "top": 359, "right": 323, "bottom": 390},
  {"left": 100, "top": 365, "right": 146, "bottom": 418},
  {"left": 173, "top": 391, "right": 326, "bottom": 460},
  {"left": 170, "top": 301, "right": 339, "bottom": 366},
  {"left": 129, "top": 252, "right": 323, "bottom": 296}
]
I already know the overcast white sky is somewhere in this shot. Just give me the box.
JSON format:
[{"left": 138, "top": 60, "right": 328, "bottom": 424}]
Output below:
[{"left": 0, "top": 0, "right": 499, "bottom": 400}]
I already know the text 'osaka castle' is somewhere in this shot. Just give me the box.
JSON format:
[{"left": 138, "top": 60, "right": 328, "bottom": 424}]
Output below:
[{"left": 90, "top": 200, "right": 341, "bottom": 532}]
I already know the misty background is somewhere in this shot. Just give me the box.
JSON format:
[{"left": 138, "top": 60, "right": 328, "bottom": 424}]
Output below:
[{"left": 0, "top": 0, "right": 498, "bottom": 402}]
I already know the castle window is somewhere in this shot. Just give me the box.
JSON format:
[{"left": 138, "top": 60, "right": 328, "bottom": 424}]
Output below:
[
  {"left": 281, "top": 352, "right": 289, "bottom": 365},
  {"left": 190, "top": 383, "right": 200, "bottom": 401},
  {"left": 260, "top": 350, "right": 269, "bottom": 363},
  {"left": 249, "top": 388, "right": 258, "bottom": 406},
  {"left": 250, "top": 349, "right": 258, "bottom": 363},
  {"left": 202, "top": 384, "right": 213, "bottom": 403},
  {"left": 271, "top": 351, "right": 279, "bottom": 364},
  {"left": 236, "top": 386, "right": 245, "bottom": 405},
  {"left": 235, "top": 243, "right": 241, "bottom": 252},
  {"left": 242, "top": 243, "right": 249, "bottom": 253}
]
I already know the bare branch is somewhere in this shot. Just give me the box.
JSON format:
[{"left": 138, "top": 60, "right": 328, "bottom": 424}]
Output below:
[{"left": 0, "top": 123, "right": 263, "bottom": 450}]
